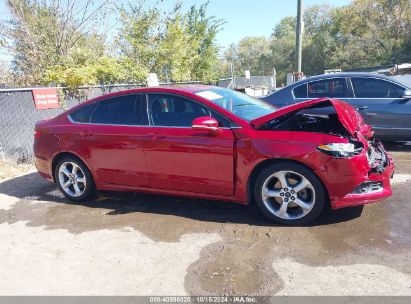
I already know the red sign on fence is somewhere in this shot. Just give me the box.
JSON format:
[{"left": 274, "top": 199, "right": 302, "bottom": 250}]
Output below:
[{"left": 32, "top": 88, "right": 60, "bottom": 110}]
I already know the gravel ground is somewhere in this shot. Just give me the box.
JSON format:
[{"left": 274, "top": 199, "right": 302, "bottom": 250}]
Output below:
[{"left": 0, "top": 142, "right": 410, "bottom": 295}]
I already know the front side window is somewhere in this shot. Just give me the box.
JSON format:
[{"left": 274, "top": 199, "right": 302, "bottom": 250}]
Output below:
[
  {"left": 90, "top": 94, "right": 148, "bottom": 125},
  {"left": 308, "top": 78, "right": 347, "bottom": 98},
  {"left": 149, "top": 94, "right": 210, "bottom": 127},
  {"left": 194, "top": 88, "right": 275, "bottom": 121},
  {"left": 351, "top": 78, "right": 405, "bottom": 98}
]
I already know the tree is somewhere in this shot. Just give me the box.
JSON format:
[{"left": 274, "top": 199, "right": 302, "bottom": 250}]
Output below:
[
  {"left": 185, "top": 1, "right": 224, "bottom": 82},
  {"left": 156, "top": 13, "right": 195, "bottom": 81},
  {"left": 3, "top": 0, "right": 410, "bottom": 87},
  {"left": 330, "top": 0, "right": 411, "bottom": 69},
  {"left": 301, "top": 5, "right": 335, "bottom": 75},
  {"left": 223, "top": 36, "right": 271, "bottom": 77},
  {"left": 1, "top": 0, "right": 114, "bottom": 86},
  {"left": 269, "top": 16, "right": 296, "bottom": 83},
  {"left": 269, "top": 0, "right": 411, "bottom": 81},
  {"left": 269, "top": 6, "right": 337, "bottom": 81},
  {"left": 116, "top": 1, "right": 160, "bottom": 82},
  {"left": 117, "top": 0, "right": 222, "bottom": 83},
  {"left": 237, "top": 36, "right": 271, "bottom": 75}
]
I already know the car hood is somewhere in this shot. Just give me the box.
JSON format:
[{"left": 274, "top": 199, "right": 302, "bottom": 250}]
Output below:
[{"left": 251, "top": 98, "right": 369, "bottom": 137}]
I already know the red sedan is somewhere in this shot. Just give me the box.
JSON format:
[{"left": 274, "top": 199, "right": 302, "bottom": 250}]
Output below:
[{"left": 34, "top": 86, "right": 394, "bottom": 225}]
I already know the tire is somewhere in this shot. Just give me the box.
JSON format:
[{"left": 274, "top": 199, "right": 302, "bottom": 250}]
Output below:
[
  {"left": 254, "top": 162, "right": 326, "bottom": 225},
  {"left": 54, "top": 156, "right": 97, "bottom": 201}
]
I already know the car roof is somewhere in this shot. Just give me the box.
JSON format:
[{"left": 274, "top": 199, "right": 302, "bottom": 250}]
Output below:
[
  {"left": 156, "top": 84, "right": 219, "bottom": 93},
  {"left": 113, "top": 84, "right": 218, "bottom": 94},
  {"left": 74, "top": 85, "right": 221, "bottom": 106},
  {"left": 66, "top": 85, "right": 226, "bottom": 114},
  {"left": 292, "top": 72, "right": 397, "bottom": 86}
]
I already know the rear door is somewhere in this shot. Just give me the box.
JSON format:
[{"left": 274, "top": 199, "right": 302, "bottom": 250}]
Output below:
[
  {"left": 143, "top": 93, "right": 235, "bottom": 196},
  {"left": 349, "top": 77, "right": 411, "bottom": 138},
  {"left": 70, "top": 93, "right": 150, "bottom": 188}
]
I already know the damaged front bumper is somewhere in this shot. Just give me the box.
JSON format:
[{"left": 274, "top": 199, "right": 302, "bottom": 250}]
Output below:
[
  {"left": 332, "top": 159, "right": 394, "bottom": 209},
  {"left": 314, "top": 140, "right": 394, "bottom": 210}
]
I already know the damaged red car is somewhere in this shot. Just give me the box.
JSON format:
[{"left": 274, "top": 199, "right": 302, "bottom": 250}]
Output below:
[{"left": 34, "top": 86, "right": 394, "bottom": 225}]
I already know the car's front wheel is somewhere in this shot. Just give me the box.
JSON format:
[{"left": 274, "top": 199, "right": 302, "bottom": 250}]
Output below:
[
  {"left": 254, "top": 162, "right": 326, "bottom": 225},
  {"left": 55, "top": 156, "right": 96, "bottom": 201}
]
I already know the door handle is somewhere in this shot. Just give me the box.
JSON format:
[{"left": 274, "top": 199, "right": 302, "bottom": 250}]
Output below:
[
  {"left": 355, "top": 106, "right": 368, "bottom": 111},
  {"left": 79, "top": 131, "right": 92, "bottom": 137},
  {"left": 147, "top": 132, "right": 166, "bottom": 139}
]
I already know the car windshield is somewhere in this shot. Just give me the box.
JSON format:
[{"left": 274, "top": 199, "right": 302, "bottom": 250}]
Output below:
[{"left": 194, "top": 88, "right": 276, "bottom": 121}]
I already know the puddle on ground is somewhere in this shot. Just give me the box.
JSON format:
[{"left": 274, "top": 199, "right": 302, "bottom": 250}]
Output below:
[{"left": 0, "top": 150, "right": 410, "bottom": 295}]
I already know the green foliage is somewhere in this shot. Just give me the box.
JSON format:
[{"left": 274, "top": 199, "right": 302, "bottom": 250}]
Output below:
[
  {"left": 117, "top": 2, "right": 160, "bottom": 81},
  {"left": 185, "top": 1, "right": 223, "bottom": 82},
  {"left": 2, "top": 0, "right": 222, "bottom": 88},
  {"left": 270, "top": 17, "right": 296, "bottom": 82},
  {"left": 2, "top": 0, "right": 410, "bottom": 88},
  {"left": 330, "top": 0, "right": 411, "bottom": 68},
  {"left": 156, "top": 14, "right": 194, "bottom": 81},
  {"left": 44, "top": 54, "right": 126, "bottom": 92},
  {"left": 238, "top": 37, "right": 271, "bottom": 75},
  {"left": 1, "top": 0, "right": 113, "bottom": 87},
  {"left": 117, "top": 0, "right": 223, "bottom": 84}
]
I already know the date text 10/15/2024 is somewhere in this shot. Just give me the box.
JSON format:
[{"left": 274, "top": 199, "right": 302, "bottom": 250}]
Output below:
[{"left": 149, "top": 296, "right": 259, "bottom": 303}]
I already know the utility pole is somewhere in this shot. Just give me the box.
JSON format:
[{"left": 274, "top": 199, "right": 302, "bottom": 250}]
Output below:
[
  {"left": 296, "top": 0, "right": 303, "bottom": 73},
  {"left": 230, "top": 55, "right": 238, "bottom": 89},
  {"left": 230, "top": 62, "right": 235, "bottom": 89}
]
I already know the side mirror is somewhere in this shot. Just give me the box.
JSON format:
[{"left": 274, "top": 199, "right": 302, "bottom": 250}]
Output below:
[
  {"left": 403, "top": 89, "right": 411, "bottom": 100},
  {"left": 192, "top": 116, "right": 221, "bottom": 134}
]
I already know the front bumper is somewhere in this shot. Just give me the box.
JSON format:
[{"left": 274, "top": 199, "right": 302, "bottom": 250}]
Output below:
[
  {"left": 332, "top": 158, "right": 394, "bottom": 209},
  {"left": 314, "top": 150, "right": 394, "bottom": 210}
]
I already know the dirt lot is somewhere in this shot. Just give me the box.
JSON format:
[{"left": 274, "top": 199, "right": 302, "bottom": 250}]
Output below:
[
  {"left": 0, "top": 160, "right": 34, "bottom": 180},
  {"left": 0, "top": 142, "right": 410, "bottom": 295}
]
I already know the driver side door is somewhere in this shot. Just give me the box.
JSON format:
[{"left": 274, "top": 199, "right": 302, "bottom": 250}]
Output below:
[{"left": 142, "top": 93, "right": 236, "bottom": 196}]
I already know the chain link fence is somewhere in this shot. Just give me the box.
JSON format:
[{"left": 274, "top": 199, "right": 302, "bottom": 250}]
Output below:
[{"left": 0, "top": 82, "right": 201, "bottom": 163}]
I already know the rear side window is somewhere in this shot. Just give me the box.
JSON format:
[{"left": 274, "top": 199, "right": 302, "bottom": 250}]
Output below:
[
  {"left": 308, "top": 78, "right": 347, "bottom": 98},
  {"left": 90, "top": 94, "right": 148, "bottom": 125},
  {"left": 293, "top": 84, "right": 307, "bottom": 98},
  {"left": 351, "top": 78, "right": 404, "bottom": 98},
  {"left": 69, "top": 103, "right": 95, "bottom": 123}
]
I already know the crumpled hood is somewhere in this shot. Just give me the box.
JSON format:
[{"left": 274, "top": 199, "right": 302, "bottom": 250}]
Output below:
[{"left": 251, "top": 98, "right": 371, "bottom": 137}]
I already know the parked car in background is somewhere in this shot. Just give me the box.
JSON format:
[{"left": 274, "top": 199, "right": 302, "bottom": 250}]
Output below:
[
  {"left": 34, "top": 86, "right": 394, "bottom": 225},
  {"left": 262, "top": 73, "right": 411, "bottom": 141}
]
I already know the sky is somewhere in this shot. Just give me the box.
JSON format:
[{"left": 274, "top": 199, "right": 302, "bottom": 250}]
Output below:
[
  {"left": 0, "top": 0, "right": 352, "bottom": 62},
  {"left": 175, "top": 0, "right": 351, "bottom": 48}
]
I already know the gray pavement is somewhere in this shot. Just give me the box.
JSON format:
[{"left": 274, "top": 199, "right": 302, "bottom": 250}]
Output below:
[{"left": 0, "top": 142, "right": 410, "bottom": 295}]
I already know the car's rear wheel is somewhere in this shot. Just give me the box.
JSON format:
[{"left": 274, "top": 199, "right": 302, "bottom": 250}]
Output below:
[
  {"left": 254, "top": 162, "right": 325, "bottom": 225},
  {"left": 55, "top": 156, "right": 96, "bottom": 201}
]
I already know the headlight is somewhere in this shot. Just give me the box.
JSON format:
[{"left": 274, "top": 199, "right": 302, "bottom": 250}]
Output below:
[{"left": 317, "top": 142, "right": 363, "bottom": 158}]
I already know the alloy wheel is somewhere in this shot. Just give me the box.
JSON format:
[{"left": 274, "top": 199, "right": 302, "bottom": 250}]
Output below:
[
  {"left": 58, "top": 162, "right": 87, "bottom": 198},
  {"left": 261, "top": 170, "right": 316, "bottom": 220}
]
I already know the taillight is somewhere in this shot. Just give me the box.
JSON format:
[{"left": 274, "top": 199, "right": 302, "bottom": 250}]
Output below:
[{"left": 34, "top": 129, "right": 42, "bottom": 138}]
